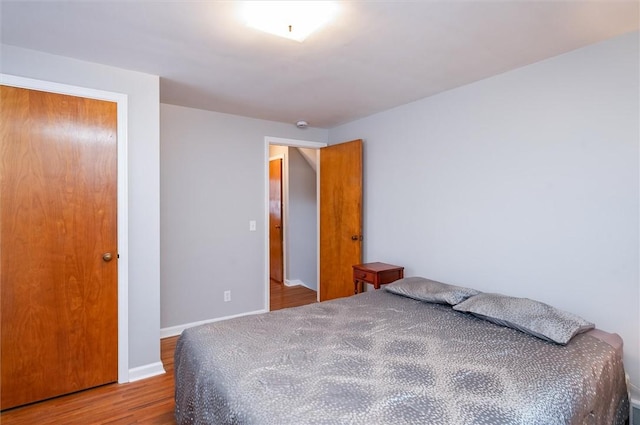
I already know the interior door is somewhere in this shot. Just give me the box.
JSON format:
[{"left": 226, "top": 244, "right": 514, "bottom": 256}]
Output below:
[
  {"left": 0, "top": 86, "right": 119, "bottom": 410},
  {"left": 319, "top": 139, "right": 363, "bottom": 301},
  {"left": 269, "top": 158, "right": 284, "bottom": 283}
]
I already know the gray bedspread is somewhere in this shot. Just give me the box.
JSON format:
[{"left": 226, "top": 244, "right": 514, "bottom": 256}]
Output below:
[{"left": 175, "top": 290, "right": 629, "bottom": 425}]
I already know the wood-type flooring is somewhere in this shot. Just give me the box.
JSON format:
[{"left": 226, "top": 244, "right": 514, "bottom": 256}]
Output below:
[{"left": 1, "top": 282, "right": 317, "bottom": 424}]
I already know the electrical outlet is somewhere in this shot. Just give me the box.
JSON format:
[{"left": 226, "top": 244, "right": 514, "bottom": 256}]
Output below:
[{"left": 224, "top": 290, "right": 231, "bottom": 302}]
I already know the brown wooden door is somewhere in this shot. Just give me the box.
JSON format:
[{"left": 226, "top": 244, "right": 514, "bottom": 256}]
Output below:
[
  {"left": 269, "top": 158, "right": 284, "bottom": 283},
  {"left": 0, "top": 86, "right": 119, "bottom": 410},
  {"left": 319, "top": 139, "right": 363, "bottom": 301}
]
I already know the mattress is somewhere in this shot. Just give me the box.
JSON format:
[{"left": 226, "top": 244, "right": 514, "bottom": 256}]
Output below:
[{"left": 174, "top": 289, "right": 629, "bottom": 424}]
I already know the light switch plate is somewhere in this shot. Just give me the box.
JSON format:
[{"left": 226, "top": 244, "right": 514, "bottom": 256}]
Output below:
[{"left": 249, "top": 220, "right": 256, "bottom": 231}]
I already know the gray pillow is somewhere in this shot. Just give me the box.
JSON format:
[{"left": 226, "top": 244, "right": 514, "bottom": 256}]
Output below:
[
  {"left": 452, "top": 293, "right": 595, "bottom": 345},
  {"left": 385, "top": 276, "right": 480, "bottom": 305}
]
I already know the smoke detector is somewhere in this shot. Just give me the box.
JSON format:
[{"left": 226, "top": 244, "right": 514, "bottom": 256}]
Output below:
[{"left": 296, "top": 120, "right": 308, "bottom": 129}]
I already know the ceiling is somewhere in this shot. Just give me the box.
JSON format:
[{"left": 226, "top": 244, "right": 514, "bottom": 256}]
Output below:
[{"left": 1, "top": 1, "right": 638, "bottom": 128}]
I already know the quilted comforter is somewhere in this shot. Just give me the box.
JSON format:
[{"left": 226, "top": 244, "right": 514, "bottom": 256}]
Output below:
[{"left": 174, "top": 289, "right": 628, "bottom": 425}]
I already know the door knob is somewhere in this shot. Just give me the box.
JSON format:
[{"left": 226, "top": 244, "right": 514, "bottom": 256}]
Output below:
[
  {"left": 351, "top": 235, "right": 358, "bottom": 241},
  {"left": 275, "top": 225, "right": 281, "bottom": 229},
  {"left": 102, "top": 252, "right": 113, "bottom": 262}
]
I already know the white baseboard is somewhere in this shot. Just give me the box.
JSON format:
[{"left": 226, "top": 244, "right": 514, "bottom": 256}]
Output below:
[
  {"left": 128, "top": 361, "right": 165, "bottom": 382},
  {"left": 160, "top": 309, "right": 268, "bottom": 339},
  {"left": 284, "top": 279, "right": 317, "bottom": 291},
  {"left": 284, "top": 279, "right": 302, "bottom": 287}
]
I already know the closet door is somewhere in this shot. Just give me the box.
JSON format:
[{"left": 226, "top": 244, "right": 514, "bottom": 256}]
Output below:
[{"left": 1, "top": 86, "right": 118, "bottom": 409}]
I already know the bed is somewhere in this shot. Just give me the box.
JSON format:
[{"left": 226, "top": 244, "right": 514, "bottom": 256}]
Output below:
[{"left": 174, "top": 279, "right": 629, "bottom": 425}]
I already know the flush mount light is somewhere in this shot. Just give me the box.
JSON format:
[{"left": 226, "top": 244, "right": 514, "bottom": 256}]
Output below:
[{"left": 241, "top": 1, "right": 339, "bottom": 42}]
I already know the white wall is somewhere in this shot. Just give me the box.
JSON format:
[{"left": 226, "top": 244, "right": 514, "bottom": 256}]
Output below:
[
  {"left": 1, "top": 45, "right": 162, "bottom": 371},
  {"left": 329, "top": 32, "right": 640, "bottom": 395},
  {"left": 160, "top": 104, "right": 327, "bottom": 329},
  {"left": 288, "top": 148, "right": 318, "bottom": 290}
]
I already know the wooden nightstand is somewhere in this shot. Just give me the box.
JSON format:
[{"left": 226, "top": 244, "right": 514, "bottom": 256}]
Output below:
[{"left": 353, "top": 262, "right": 404, "bottom": 294}]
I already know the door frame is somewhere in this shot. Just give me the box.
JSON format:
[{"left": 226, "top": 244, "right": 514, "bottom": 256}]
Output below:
[
  {"left": 1, "top": 73, "right": 130, "bottom": 383},
  {"left": 264, "top": 137, "right": 326, "bottom": 311}
]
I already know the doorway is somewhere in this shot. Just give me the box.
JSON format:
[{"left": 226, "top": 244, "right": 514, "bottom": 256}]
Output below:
[
  {"left": 1, "top": 85, "right": 120, "bottom": 409},
  {"left": 268, "top": 144, "right": 319, "bottom": 310},
  {"left": 265, "top": 138, "right": 363, "bottom": 308},
  {"left": 0, "top": 74, "right": 130, "bottom": 394},
  {"left": 264, "top": 137, "right": 363, "bottom": 310},
  {"left": 265, "top": 138, "right": 325, "bottom": 310}
]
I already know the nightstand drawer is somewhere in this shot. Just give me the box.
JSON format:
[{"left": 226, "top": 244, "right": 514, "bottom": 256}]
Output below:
[
  {"left": 353, "top": 270, "right": 375, "bottom": 283},
  {"left": 353, "top": 262, "right": 404, "bottom": 294}
]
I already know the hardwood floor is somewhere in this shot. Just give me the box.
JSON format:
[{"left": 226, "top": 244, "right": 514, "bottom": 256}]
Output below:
[
  {"left": 269, "top": 278, "right": 317, "bottom": 311},
  {"left": 1, "top": 283, "right": 316, "bottom": 424},
  {"left": 1, "top": 337, "right": 178, "bottom": 424}
]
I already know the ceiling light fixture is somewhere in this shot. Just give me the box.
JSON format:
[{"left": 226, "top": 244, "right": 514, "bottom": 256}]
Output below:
[{"left": 241, "top": 1, "right": 339, "bottom": 42}]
